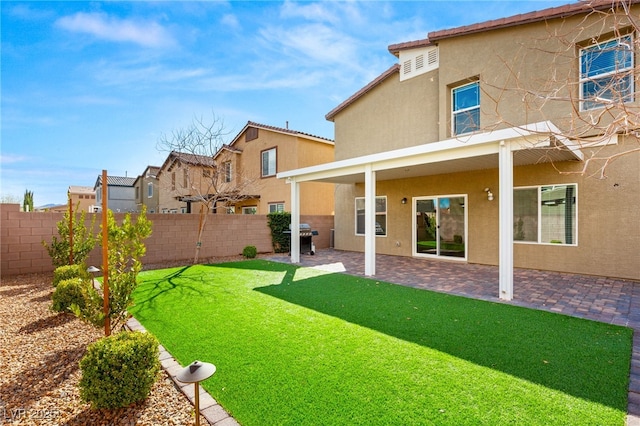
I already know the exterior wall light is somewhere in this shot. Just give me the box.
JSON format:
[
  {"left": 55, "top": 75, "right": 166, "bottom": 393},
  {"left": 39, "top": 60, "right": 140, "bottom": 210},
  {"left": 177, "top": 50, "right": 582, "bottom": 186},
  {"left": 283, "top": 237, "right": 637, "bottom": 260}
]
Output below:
[
  {"left": 401, "top": 197, "right": 407, "bottom": 204},
  {"left": 484, "top": 188, "right": 494, "bottom": 201}
]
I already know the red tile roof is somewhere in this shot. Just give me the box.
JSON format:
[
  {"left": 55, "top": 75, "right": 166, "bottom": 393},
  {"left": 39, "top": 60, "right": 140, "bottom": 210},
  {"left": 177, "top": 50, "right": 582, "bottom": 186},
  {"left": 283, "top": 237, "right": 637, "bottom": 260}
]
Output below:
[
  {"left": 428, "top": 0, "right": 639, "bottom": 41},
  {"left": 388, "top": 38, "right": 433, "bottom": 57},
  {"left": 245, "top": 121, "right": 334, "bottom": 143}
]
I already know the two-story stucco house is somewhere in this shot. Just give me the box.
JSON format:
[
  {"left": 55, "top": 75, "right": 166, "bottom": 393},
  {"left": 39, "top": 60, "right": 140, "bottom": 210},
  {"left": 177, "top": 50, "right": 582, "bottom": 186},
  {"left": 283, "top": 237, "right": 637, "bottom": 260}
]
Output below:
[
  {"left": 133, "top": 166, "right": 160, "bottom": 213},
  {"left": 157, "top": 121, "right": 335, "bottom": 215},
  {"left": 280, "top": 0, "right": 640, "bottom": 300}
]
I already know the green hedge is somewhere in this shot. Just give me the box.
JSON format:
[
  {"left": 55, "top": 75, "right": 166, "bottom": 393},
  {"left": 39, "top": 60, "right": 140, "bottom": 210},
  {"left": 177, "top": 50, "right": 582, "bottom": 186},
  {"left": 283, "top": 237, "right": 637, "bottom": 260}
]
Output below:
[
  {"left": 53, "top": 264, "right": 89, "bottom": 287},
  {"left": 52, "top": 278, "right": 87, "bottom": 313},
  {"left": 267, "top": 212, "right": 291, "bottom": 253},
  {"left": 79, "top": 331, "right": 160, "bottom": 409}
]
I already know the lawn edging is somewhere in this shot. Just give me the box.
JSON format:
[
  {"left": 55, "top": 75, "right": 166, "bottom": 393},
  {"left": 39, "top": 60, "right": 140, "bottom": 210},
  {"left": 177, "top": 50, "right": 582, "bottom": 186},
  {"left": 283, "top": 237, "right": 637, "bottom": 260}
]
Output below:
[{"left": 125, "top": 317, "right": 239, "bottom": 426}]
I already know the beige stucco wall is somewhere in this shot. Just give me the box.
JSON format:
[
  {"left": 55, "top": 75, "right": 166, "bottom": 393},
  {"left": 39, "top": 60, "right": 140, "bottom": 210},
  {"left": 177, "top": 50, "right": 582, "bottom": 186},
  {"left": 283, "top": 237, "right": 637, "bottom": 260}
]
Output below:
[
  {"left": 333, "top": 143, "right": 640, "bottom": 280},
  {"left": 333, "top": 69, "right": 440, "bottom": 160},
  {"left": 436, "top": 9, "right": 639, "bottom": 139},
  {"left": 222, "top": 128, "right": 335, "bottom": 215},
  {"left": 328, "top": 8, "right": 640, "bottom": 281}
]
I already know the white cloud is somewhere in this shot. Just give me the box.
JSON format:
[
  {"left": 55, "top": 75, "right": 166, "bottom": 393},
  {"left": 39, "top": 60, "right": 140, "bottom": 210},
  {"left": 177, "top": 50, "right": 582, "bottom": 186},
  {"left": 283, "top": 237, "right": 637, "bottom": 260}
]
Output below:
[
  {"left": 280, "top": 1, "right": 340, "bottom": 24},
  {"left": 0, "top": 154, "right": 29, "bottom": 165},
  {"left": 55, "top": 12, "right": 176, "bottom": 48},
  {"left": 221, "top": 13, "right": 240, "bottom": 30},
  {"left": 259, "top": 23, "right": 357, "bottom": 66}
]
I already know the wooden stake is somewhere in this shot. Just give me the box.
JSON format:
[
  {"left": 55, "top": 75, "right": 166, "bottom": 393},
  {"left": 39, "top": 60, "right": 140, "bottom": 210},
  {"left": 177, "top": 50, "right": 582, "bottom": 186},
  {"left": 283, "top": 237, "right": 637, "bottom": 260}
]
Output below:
[
  {"left": 68, "top": 194, "right": 74, "bottom": 265},
  {"left": 102, "top": 170, "right": 110, "bottom": 336}
]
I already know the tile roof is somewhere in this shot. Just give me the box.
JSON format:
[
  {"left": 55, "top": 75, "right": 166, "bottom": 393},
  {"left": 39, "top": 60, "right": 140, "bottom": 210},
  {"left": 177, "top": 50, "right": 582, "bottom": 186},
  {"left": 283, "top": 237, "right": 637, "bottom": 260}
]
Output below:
[
  {"left": 325, "top": 64, "right": 400, "bottom": 121},
  {"left": 68, "top": 185, "right": 95, "bottom": 194},
  {"left": 245, "top": 121, "right": 334, "bottom": 143},
  {"left": 427, "top": 0, "right": 640, "bottom": 41},
  {"left": 388, "top": 38, "right": 433, "bottom": 57}
]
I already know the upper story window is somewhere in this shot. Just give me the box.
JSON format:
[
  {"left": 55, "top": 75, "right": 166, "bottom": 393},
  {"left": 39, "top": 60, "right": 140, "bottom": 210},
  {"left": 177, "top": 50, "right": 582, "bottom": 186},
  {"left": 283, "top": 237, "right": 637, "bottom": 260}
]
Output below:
[
  {"left": 580, "top": 35, "right": 634, "bottom": 110},
  {"left": 223, "top": 161, "right": 232, "bottom": 183},
  {"left": 261, "top": 148, "right": 276, "bottom": 177},
  {"left": 147, "top": 182, "right": 153, "bottom": 198},
  {"left": 452, "top": 81, "right": 480, "bottom": 135}
]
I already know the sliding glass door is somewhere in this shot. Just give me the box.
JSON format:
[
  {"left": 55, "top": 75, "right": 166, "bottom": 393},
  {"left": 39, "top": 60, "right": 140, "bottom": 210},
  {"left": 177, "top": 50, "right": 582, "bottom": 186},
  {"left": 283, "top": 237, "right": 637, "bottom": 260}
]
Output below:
[{"left": 414, "top": 195, "right": 467, "bottom": 259}]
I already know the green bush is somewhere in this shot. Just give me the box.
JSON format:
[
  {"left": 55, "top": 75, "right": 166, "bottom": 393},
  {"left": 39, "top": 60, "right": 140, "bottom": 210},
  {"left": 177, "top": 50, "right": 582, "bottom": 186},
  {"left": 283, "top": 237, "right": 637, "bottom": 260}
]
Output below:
[
  {"left": 243, "top": 245, "right": 257, "bottom": 258},
  {"left": 79, "top": 331, "right": 160, "bottom": 409},
  {"left": 53, "top": 264, "right": 90, "bottom": 287},
  {"left": 267, "top": 212, "right": 291, "bottom": 253},
  {"left": 52, "top": 277, "right": 87, "bottom": 313}
]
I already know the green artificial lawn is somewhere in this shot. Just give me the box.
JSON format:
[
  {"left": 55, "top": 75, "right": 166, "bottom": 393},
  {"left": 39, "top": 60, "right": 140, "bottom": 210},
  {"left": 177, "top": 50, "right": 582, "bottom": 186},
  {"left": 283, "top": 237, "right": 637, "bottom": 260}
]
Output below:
[{"left": 130, "top": 260, "right": 632, "bottom": 426}]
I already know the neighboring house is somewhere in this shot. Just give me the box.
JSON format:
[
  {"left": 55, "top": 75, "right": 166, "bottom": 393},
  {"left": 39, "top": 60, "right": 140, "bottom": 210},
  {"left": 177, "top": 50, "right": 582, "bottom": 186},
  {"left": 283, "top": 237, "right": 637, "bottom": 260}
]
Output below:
[
  {"left": 133, "top": 166, "right": 160, "bottom": 213},
  {"left": 93, "top": 175, "right": 137, "bottom": 212},
  {"left": 157, "top": 121, "right": 335, "bottom": 215},
  {"left": 279, "top": 0, "right": 640, "bottom": 300},
  {"left": 68, "top": 186, "right": 96, "bottom": 212}
]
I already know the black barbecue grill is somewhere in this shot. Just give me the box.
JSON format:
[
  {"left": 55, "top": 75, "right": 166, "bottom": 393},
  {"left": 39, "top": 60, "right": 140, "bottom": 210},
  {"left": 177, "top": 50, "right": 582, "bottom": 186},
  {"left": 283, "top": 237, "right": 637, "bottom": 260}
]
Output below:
[{"left": 284, "top": 223, "right": 318, "bottom": 255}]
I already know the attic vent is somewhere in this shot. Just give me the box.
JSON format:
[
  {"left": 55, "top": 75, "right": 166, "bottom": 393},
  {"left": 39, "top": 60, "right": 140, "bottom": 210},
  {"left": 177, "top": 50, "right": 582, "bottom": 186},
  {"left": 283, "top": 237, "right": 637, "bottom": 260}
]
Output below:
[
  {"left": 246, "top": 127, "right": 258, "bottom": 142},
  {"left": 428, "top": 48, "right": 438, "bottom": 65},
  {"left": 415, "top": 54, "right": 424, "bottom": 69},
  {"left": 403, "top": 59, "right": 412, "bottom": 74}
]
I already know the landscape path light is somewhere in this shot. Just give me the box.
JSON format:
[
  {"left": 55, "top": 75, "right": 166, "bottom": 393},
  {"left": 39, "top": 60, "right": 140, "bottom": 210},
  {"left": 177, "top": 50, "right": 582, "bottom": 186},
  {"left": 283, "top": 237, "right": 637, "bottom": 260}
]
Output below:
[
  {"left": 87, "top": 265, "right": 100, "bottom": 291},
  {"left": 176, "top": 360, "right": 216, "bottom": 426}
]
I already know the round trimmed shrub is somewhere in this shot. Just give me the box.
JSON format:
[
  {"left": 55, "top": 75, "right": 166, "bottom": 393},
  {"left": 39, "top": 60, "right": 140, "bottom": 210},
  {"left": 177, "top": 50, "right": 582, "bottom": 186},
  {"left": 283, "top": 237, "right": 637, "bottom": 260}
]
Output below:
[
  {"left": 79, "top": 331, "right": 160, "bottom": 409},
  {"left": 53, "top": 264, "right": 89, "bottom": 287},
  {"left": 52, "top": 278, "right": 86, "bottom": 312},
  {"left": 242, "top": 245, "right": 257, "bottom": 259}
]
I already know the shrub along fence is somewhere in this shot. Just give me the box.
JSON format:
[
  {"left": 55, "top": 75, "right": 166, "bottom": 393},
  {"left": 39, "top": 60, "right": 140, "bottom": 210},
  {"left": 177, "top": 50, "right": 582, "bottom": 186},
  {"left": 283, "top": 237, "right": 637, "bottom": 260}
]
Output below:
[{"left": 0, "top": 204, "right": 333, "bottom": 277}]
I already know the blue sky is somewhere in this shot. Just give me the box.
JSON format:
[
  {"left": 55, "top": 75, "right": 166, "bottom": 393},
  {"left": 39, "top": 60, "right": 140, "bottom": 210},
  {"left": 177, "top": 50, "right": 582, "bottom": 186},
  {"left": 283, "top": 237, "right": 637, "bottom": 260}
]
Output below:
[{"left": 1, "top": 0, "right": 570, "bottom": 206}]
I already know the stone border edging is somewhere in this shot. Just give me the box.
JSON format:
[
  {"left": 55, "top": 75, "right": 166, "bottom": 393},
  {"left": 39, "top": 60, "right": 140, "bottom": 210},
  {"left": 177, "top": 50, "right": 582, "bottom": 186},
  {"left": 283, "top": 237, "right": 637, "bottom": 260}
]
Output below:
[{"left": 126, "top": 317, "right": 240, "bottom": 426}]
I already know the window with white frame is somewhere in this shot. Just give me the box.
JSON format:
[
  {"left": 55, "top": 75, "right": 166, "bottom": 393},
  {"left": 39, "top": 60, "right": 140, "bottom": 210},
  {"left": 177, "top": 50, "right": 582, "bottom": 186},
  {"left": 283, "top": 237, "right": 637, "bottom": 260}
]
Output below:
[
  {"left": 226, "top": 206, "right": 236, "bottom": 214},
  {"left": 242, "top": 206, "right": 257, "bottom": 214},
  {"left": 261, "top": 148, "right": 276, "bottom": 177},
  {"left": 223, "top": 161, "right": 232, "bottom": 183},
  {"left": 355, "top": 196, "right": 387, "bottom": 236},
  {"left": 268, "top": 203, "right": 285, "bottom": 213},
  {"left": 147, "top": 182, "right": 153, "bottom": 198},
  {"left": 580, "top": 35, "right": 633, "bottom": 110},
  {"left": 452, "top": 81, "right": 480, "bottom": 135},
  {"left": 513, "top": 184, "right": 577, "bottom": 245}
]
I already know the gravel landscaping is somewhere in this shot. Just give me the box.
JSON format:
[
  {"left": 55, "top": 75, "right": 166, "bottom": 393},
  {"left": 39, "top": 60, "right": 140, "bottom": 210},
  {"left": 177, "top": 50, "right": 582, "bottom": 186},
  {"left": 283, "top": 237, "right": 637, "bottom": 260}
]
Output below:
[{"left": 0, "top": 273, "right": 210, "bottom": 425}]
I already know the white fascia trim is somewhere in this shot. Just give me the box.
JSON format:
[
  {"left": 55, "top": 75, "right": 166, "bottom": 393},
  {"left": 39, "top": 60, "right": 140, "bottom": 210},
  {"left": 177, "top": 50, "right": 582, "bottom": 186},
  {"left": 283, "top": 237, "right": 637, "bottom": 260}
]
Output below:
[{"left": 277, "top": 121, "right": 581, "bottom": 182}]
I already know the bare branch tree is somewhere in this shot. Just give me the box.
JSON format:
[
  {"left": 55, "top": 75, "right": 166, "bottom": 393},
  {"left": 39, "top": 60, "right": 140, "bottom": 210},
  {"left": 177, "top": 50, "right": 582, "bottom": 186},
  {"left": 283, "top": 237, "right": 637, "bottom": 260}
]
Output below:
[
  {"left": 478, "top": 0, "right": 640, "bottom": 178},
  {"left": 157, "top": 113, "right": 261, "bottom": 263}
]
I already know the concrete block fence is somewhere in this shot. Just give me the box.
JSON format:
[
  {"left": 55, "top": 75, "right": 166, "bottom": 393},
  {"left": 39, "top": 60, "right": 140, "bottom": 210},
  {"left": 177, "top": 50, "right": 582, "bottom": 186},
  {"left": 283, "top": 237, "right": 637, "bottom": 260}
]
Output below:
[{"left": 0, "top": 203, "right": 334, "bottom": 277}]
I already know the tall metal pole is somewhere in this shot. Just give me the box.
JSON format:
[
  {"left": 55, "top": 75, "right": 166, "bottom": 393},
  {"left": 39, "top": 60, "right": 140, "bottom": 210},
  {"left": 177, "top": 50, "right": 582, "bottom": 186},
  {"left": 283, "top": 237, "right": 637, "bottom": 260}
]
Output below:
[{"left": 102, "top": 170, "right": 110, "bottom": 336}]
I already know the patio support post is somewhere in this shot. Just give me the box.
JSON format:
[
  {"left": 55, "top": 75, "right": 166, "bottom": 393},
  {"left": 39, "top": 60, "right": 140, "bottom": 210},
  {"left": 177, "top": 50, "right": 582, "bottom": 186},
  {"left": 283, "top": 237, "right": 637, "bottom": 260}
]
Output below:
[
  {"left": 289, "top": 178, "right": 300, "bottom": 264},
  {"left": 364, "top": 164, "right": 376, "bottom": 276},
  {"left": 498, "top": 140, "right": 514, "bottom": 301}
]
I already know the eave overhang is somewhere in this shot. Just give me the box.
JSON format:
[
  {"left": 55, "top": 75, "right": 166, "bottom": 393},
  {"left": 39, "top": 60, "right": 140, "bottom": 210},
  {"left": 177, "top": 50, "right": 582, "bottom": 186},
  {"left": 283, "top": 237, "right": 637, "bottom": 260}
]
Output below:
[{"left": 277, "top": 121, "right": 585, "bottom": 184}]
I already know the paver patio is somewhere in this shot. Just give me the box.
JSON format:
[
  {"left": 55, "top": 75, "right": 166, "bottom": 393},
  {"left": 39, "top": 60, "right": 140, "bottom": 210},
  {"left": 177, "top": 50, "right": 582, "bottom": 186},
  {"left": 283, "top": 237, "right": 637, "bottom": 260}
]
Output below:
[{"left": 267, "top": 248, "right": 640, "bottom": 425}]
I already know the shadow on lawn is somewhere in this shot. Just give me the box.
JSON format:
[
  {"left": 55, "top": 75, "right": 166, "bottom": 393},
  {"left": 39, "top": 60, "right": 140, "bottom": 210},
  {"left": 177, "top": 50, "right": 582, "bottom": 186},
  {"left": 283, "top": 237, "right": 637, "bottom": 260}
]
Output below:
[{"left": 244, "top": 261, "right": 631, "bottom": 412}]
